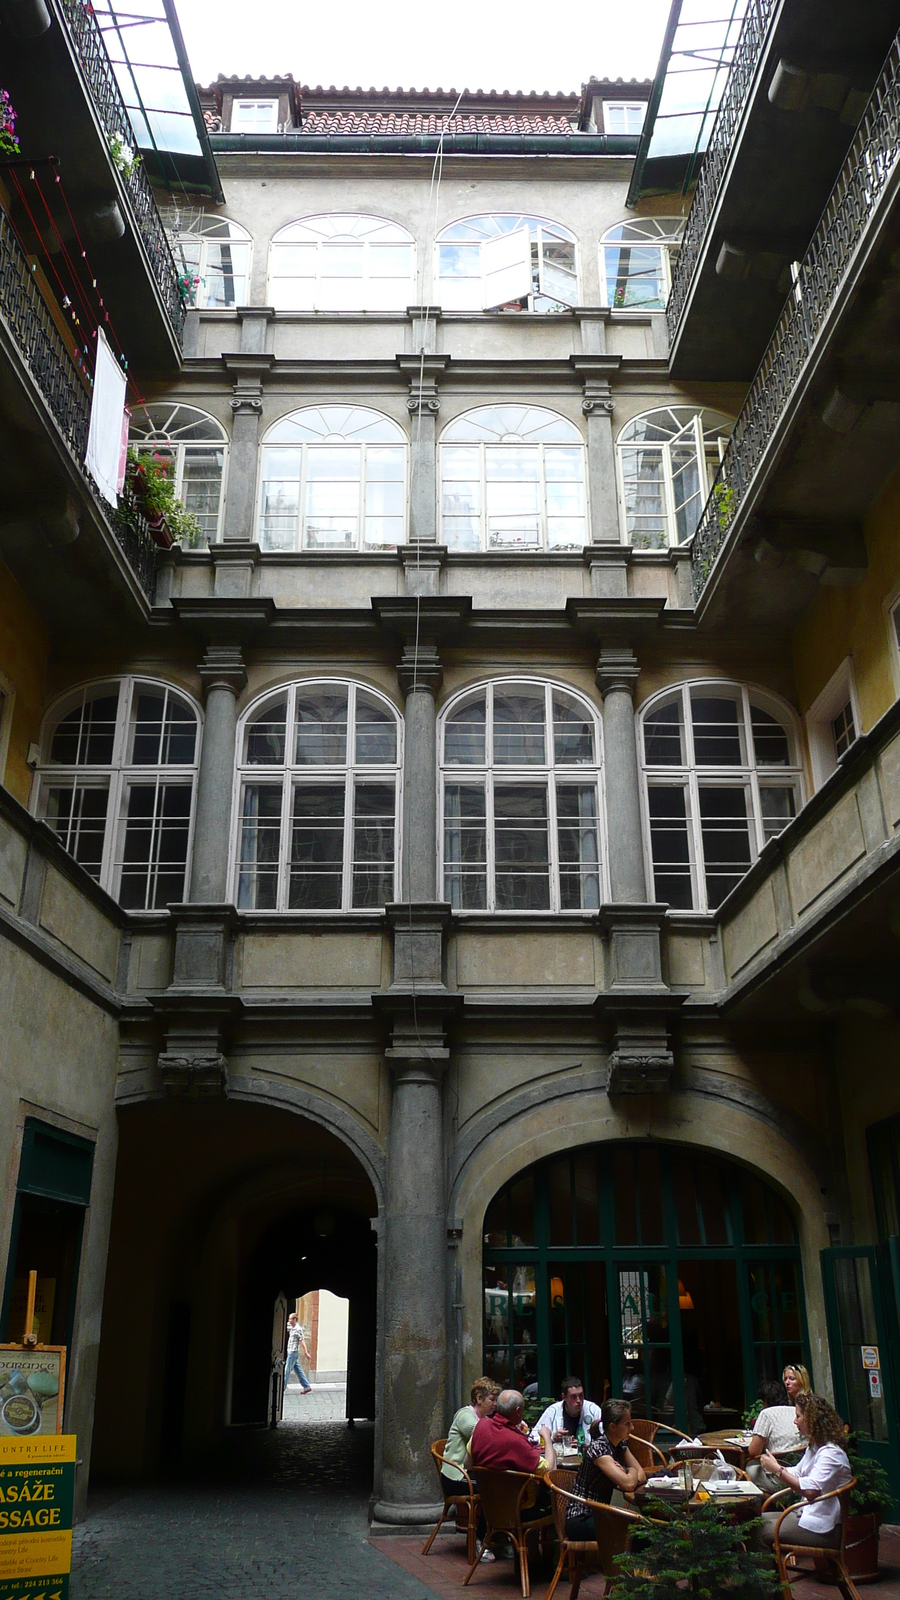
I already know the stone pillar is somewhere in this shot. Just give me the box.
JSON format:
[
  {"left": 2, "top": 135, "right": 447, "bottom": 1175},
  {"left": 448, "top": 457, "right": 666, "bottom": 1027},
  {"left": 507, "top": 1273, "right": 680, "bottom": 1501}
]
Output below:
[
  {"left": 373, "top": 1012, "right": 449, "bottom": 1524},
  {"left": 397, "top": 643, "right": 442, "bottom": 903},
  {"left": 221, "top": 344, "right": 274, "bottom": 543},
  {"left": 189, "top": 645, "right": 247, "bottom": 902},
  {"left": 571, "top": 355, "right": 623, "bottom": 545},
  {"left": 397, "top": 352, "right": 449, "bottom": 543},
  {"left": 597, "top": 648, "right": 647, "bottom": 903}
]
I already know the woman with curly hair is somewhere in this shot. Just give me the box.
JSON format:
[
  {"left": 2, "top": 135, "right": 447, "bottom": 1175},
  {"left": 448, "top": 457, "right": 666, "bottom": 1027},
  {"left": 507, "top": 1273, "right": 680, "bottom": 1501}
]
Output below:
[{"left": 757, "top": 1392, "right": 851, "bottom": 1551}]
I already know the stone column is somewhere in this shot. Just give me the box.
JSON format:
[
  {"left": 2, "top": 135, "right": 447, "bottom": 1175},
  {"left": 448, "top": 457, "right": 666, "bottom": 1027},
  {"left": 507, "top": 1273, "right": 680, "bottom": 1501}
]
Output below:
[
  {"left": 397, "top": 351, "right": 449, "bottom": 544},
  {"left": 571, "top": 355, "right": 623, "bottom": 545},
  {"left": 189, "top": 645, "right": 247, "bottom": 903},
  {"left": 597, "top": 647, "right": 647, "bottom": 903},
  {"left": 373, "top": 1014, "right": 449, "bottom": 1524},
  {"left": 221, "top": 341, "right": 274, "bottom": 543},
  {"left": 397, "top": 643, "right": 442, "bottom": 903}
]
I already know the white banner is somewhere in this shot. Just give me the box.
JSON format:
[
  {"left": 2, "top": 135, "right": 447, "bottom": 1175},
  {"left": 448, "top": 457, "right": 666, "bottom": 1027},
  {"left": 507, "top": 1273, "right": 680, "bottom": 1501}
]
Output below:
[{"left": 85, "top": 329, "right": 127, "bottom": 507}]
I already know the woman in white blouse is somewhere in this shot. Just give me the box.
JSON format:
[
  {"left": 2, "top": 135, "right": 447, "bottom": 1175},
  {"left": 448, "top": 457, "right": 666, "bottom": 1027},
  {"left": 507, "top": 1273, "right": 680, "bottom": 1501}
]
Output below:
[{"left": 758, "top": 1392, "right": 851, "bottom": 1551}]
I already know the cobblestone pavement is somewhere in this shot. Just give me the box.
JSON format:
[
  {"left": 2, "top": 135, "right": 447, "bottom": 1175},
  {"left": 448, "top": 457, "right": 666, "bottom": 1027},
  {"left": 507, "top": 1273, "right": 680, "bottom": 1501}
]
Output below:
[
  {"left": 282, "top": 1379, "right": 346, "bottom": 1423},
  {"left": 71, "top": 1414, "right": 442, "bottom": 1600}
]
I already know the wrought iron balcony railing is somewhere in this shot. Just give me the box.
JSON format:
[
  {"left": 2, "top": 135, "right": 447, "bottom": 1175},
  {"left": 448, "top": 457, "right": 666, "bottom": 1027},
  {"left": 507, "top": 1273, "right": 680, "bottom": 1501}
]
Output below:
[
  {"left": 59, "top": 0, "right": 186, "bottom": 340},
  {"left": 666, "top": 0, "right": 778, "bottom": 344},
  {"left": 0, "top": 204, "right": 158, "bottom": 599},
  {"left": 690, "top": 29, "right": 900, "bottom": 602}
]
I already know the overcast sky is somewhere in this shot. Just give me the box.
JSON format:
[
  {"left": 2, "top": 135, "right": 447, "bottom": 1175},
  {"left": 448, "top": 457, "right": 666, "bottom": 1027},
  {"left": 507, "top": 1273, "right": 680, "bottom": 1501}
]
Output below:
[{"left": 177, "top": 0, "right": 672, "bottom": 93}]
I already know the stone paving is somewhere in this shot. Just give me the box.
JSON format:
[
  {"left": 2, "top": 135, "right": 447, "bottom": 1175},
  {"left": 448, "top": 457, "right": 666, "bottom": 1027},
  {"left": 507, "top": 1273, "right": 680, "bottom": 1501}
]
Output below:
[{"left": 71, "top": 1404, "right": 442, "bottom": 1600}]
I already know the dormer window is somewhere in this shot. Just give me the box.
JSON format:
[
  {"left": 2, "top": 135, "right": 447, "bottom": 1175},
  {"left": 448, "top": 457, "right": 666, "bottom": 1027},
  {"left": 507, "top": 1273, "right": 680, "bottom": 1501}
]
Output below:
[
  {"left": 231, "top": 99, "right": 279, "bottom": 133},
  {"left": 603, "top": 102, "right": 646, "bottom": 135}
]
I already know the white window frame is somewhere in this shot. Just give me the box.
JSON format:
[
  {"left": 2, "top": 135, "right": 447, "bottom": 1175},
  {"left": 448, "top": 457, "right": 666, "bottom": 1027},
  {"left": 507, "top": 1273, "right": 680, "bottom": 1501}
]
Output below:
[
  {"left": 0, "top": 669, "right": 15, "bottom": 788},
  {"left": 256, "top": 405, "right": 408, "bottom": 552},
  {"left": 639, "top": 680, "right": 804, "bottom": 913},
  {"left": 33, "top": 677, "right": 202, "bottom": 909},
  {"left": 438, "top": 677, "right": 607, "bottom": 914},
  {"left": 129, "top": 404, "right": 228, "bottom": 548},
  {"left": 231, "top": 679, "right": 403, "bottom": 914},
  {"left": 615, "top": 406, "right": 731, "bottom": 549},
  {"left": 806, "top": 658, "right": 862, "bottom": 789},
  {"left": 599, "top": 218, "right": 685, "bottom": 310},
  {"left": 434, "top": 213, "right": 580, "bottom": 313},
  {"left": 267, "top": 214, "right": 416, "bottom": 312},
  {"left": 439, "top": 404, "right": 588, "bottom": 553},
  {"left": 164, "top": 212, "right": 252, "bottom": 310},
  {"left": 231, "top": 99, "right": 279, "bottom": 132},
  {"left": 602, "top": 102, "right": 647, "bottom": 135}
]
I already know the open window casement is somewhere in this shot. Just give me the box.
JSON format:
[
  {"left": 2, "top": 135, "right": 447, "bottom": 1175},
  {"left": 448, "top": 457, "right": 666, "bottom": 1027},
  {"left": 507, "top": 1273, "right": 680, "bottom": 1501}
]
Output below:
[
  {"left": 481, "top": 228, "right": 532, "bottom": 310},
  {"left": 537, "top": 230, "right": 577, "bottom": 307}
]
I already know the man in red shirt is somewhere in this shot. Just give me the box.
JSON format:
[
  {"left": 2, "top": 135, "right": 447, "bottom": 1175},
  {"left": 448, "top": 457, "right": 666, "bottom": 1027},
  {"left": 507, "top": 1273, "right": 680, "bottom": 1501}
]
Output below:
[{"left": 468, "top": 1389, "right": 557, "bottom": 1474}]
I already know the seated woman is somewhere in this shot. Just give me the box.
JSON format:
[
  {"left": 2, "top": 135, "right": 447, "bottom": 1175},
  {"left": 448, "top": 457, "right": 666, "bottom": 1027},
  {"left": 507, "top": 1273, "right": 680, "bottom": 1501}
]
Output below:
[
  {"left": 757, "top": 1392, "right": 851, "bottom": 1552},
  {"left": 783, "top": 1363, "right": 812, "bottom": 1401},
  {"left": 441, "top": 1376, "right": 500, "bottom": 1499},
  {"left": 565, "top": 1399, "right": 647, "bottom": 1540},
  {"left": 745, "top": 1378, "right": 804, "bottom": 1491}
]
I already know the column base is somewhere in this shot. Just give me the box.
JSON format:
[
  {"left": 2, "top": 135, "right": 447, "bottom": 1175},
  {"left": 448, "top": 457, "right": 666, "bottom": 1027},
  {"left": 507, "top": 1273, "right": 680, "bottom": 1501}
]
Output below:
[{"left": 370, "top": 1498, "right": 445, "bottom": 1529}]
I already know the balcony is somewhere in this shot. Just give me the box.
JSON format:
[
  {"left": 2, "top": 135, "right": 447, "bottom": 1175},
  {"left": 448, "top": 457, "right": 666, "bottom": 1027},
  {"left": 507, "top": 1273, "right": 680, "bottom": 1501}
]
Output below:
[
  {"left": 689, "top": 26, "right": 900, "bottom": 622},
  {"left": 666, "top": 0, "right": 900, "bottom": 380},
  {"left": 1, "top": 0, "right": 186, "bottom": 369},
  {"left": 0, "top": 202, "right": 159, "bottom": 614}
]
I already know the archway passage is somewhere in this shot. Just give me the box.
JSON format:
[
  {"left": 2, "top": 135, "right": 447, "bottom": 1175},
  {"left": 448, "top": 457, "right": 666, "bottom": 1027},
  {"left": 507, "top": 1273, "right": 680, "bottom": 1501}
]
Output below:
[
  {"left": 91, "top": 1101, "right": 378, "bottom": 1482},
  {"left": 482, "top": 1142, "right": 808, "bottom": 1434}
]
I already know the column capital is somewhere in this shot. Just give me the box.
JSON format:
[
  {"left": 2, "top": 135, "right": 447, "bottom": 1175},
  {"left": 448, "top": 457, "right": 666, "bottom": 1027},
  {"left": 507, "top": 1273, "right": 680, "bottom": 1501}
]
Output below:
[
  {"left": 198, "top": 644, "right": 247, "bottom": 697},
  {"left": 596, "top": 647, "right": 640, "bottom": 700},
  {"left": 397, "top": 641, "right": 443, "bottom": 698},
  {"left": 397, "top": 352, "right": 451, "bottom": 415},
  {"left": 223, "top": 352, "right": 275, "bottom": 415}
]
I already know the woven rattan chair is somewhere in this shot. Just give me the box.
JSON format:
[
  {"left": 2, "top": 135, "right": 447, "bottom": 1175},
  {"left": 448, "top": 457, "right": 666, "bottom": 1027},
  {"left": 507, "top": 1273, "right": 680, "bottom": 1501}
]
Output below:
[
  {"left": 762, "top": 1480, "right": 863, "bottom": 1600},
  {"left": 463, "top": 1467, "right": 554, "bottom": 1598},
  {"left": 421, "top": 1438, "right": 479, "bottom": 1564},
  {"left": 626, "top": 1436, "right": 669, "bottom": 1475},
  {"left": 547, "top": 1479, "right": 660, "bottom": 1600},
  {"left": 628, "top": 1418, "right": 659, "bottom": 1443}
]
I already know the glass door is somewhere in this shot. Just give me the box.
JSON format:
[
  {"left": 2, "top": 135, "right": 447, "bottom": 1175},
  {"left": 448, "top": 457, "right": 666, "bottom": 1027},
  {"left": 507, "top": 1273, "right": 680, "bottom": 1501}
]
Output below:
[
  {"left": 614, "top": 1261, "right": 687, "bottom": 1432},
  {"left": 821, "top": 1245, "right": 900, "bottom": 1495}
]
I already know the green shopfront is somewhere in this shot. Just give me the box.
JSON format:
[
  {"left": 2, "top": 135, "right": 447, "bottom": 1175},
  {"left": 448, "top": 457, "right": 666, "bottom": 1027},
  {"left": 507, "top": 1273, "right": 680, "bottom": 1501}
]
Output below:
[{"left": 482, "top": 1143, "right": 809, "bottom": 1433}]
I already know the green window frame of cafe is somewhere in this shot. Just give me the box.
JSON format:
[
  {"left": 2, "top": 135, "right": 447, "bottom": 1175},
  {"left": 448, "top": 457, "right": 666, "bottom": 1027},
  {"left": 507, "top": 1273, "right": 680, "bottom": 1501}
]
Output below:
[{"left": 482, "top": 1142, "right": 810, "bottom": 1434}]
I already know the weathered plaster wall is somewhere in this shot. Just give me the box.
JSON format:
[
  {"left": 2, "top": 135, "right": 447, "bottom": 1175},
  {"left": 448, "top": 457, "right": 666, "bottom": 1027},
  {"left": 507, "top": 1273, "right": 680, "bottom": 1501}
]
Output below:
[{"left": 0, "top": 558, "right": 48, "bottom": 804}]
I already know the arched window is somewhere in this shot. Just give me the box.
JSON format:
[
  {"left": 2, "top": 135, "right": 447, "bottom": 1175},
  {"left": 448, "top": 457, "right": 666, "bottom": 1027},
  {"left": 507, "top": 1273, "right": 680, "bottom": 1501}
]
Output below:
[
  {"left": 440, "top": 679, "right": 604, "bottom": 912},
  {"left": 164, "top": 212, "right": 251, "bottom": 308},
  {"left": 268, "top": 215, "right": 416, "bottom": 311},
  {"left": 129, "top": 405, "right": 228, "bottom": 547},
  {"left": 258, "top": 406, "right": 407, "bottom": 552},
  {"left": 617, "top": 407, "right": 732, "bottom": 548},
  {"left": 35, "top": 679, "right": 200, "bottom": 909},
  {"left": 440, "top": 406, "right": 587, "bottom": 552},
  {"left": 436, "top": 214, "right": 578, "bottom": 312},
  {"left": 600, "top": 217, "right": 685, "bottom": 310},
  {"left": 640, "top": 681, "right": 803, "bottom": 912},
  {"left": 234, "top": 680, "right": 401, "bottom": 912}
]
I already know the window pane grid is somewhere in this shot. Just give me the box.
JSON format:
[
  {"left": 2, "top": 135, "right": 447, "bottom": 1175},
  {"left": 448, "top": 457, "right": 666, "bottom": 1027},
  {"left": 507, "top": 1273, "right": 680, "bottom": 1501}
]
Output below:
[
  {"left": 269, "top": 219, "right": 415, "bottom": 311},
  {"left": 234, "top": 681, "right": 400, "bottom": 912},
  {"left": 441, "top": 441, "right": 586, "bottom": 552},
  {"left": 259, "top": 440, "right": 406, "bottom": 551},
  {"left": 442, "top": 681, "right": 603, "bottom": 912},
  {"left": 618, "top": 409, "right": 730, "bottom": 549},
  {"left": 642, "top": 683, "right": 802, "bottom": 912}
]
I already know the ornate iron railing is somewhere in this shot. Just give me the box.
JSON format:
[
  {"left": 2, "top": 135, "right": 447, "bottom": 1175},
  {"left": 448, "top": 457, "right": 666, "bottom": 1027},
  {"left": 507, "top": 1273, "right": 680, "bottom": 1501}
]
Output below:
[
  {"left": 59, "top": 0, "right": 186, "bottom": 340},
  {"left": 666, "top": 0, "right": 779, "bottom": 343},
  {"left": 0, "top": 203, "right": 158, "bottom": 599},
  {"left": 690, "top": 29, "right": 900, "bottom": 601}
]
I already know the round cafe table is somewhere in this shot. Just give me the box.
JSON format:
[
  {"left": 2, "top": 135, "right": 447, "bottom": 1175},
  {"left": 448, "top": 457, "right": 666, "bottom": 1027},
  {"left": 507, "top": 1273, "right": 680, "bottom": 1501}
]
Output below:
[
  {"left": 699, "top": 1428, "right": 752, "bottom": 1469},
  {"left": 633, "top": 1479, "right": 764, "bottom": 1525}
]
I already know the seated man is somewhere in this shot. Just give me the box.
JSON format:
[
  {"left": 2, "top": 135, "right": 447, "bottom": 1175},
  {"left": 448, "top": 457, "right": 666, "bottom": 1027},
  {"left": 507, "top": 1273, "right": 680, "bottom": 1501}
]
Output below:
[
  {"left": 468, "top": 1389, "right": 556, "bottom": 1516},
  {"left": 565, "top": 1399, "right": 647, "bottom": 1540},
  {"left": 535, "top": 1375, "right": 602, "bottom": 1450}
]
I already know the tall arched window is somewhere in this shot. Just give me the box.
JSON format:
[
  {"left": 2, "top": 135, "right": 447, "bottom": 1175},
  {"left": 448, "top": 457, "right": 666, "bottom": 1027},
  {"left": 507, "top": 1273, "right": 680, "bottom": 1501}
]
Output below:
[
  {"left": 440, "top": 406, "right": 587, "bottom": 552},
  {"left": 616, "top": 407, "right": 732, "bottom": 548},
  {"left": 440, "top": 679, "right": 604, "bottom": 912},
  {"left": 129, "top": 405, "right": 228, "bottom": 547},
  {"left": 600, "top": 218, "right": 685, "bottom": 309},
  {"left": 258, "top": 406, "right": 407, "bottom": 552},
  {"left": 640, "top": 681, "right": 803, "bottom": 911},
  {"left": 436, "top": 214, "right": 578, "bottom": 312},
  {"left": 234, "top": 680, "right": 401, "bottom": 912},
  {"left": 35, "top": 679, "right": 200, "bottom": 909},
  {"left": 268, "top": 215, "right": 416, "bottom": 311},
  {"left": 164, "top": 211, "right": 251, "bottom": 308}
]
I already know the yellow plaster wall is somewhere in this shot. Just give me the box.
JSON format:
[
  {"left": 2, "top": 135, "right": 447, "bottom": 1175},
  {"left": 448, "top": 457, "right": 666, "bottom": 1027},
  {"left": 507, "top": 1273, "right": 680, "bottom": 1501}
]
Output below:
[
  {"left": 0, "top": 559, "right": 48, "bottom": 804},
  {"left": 793, "top": 468, "right": 900, "bottom": 729}
]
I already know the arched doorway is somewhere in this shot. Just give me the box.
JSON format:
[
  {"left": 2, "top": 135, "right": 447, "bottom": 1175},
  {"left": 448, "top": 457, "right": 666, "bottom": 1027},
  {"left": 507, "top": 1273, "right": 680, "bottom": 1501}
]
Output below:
[{"left": 482, "top": 1142, "right": 809, "bottom": 1434}]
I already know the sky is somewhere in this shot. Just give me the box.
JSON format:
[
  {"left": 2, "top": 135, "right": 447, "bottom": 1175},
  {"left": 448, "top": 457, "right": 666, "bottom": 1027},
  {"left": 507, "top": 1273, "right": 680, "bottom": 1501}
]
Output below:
[{"left": 175, "top": 0, "right": 673, "bottom": 93}]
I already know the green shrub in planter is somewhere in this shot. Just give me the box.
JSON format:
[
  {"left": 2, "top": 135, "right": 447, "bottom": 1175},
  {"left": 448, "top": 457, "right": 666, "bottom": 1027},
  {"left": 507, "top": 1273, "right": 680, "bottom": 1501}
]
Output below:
[
  {"left": 614, "top": 1500, "right": 777, "bottom": 1598},
  {"left": 847, "top": 1448, "right": 895, "bottom": 1519}
]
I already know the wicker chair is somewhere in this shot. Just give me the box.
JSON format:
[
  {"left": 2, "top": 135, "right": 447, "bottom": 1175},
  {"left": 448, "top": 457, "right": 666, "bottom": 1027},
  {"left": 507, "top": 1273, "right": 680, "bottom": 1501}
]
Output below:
[
  {"left": 761, "top": 1479, "right": 863, "bottom": 1600},
  {"left": 547, "top": 1479, "right": 660, "bottom": 1600},
  {"left": 626, "top": 1436, "right": 669, "bottom": 1476},
  {"left": 463, "top": 1467, "right": 554, "bottom": 1598},
  {"left": 421, "top": 1438, "right": 479, "bottom": 1564},
  {"left": 628, "top": 1418, "right": 659, "bottom": 1443}
]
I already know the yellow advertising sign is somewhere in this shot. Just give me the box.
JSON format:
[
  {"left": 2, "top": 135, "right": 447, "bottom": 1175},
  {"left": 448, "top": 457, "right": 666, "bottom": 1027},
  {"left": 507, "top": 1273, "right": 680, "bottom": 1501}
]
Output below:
[{"left": 0, "top": 1436, "right": 75, "bottom": 1597}]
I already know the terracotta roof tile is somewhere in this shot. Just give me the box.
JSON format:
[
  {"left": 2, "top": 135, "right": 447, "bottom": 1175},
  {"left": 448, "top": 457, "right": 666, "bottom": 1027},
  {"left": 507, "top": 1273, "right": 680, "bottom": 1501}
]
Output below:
[{"left": 299, "top": 110, "right": 578, "bottom": 134}]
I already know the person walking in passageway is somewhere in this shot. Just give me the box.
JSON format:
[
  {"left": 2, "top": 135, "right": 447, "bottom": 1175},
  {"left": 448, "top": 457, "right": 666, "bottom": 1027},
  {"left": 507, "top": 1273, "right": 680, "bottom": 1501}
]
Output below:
[{"left": 284, "top": 1312, "right": 312, "bottom": 1395}]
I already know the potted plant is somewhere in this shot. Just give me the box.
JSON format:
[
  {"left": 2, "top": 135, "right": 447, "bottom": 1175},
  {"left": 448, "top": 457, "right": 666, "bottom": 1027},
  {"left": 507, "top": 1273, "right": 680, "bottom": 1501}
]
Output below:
[
  {"left": 123, "top": 449, "right": 203, "bottom": 549},
  {"left": 0, "top": 87, "right": 19, "bottom": 156},
  {"left": 614, "top": 1499, "right": 776, "bottom": 1597},
  {"left": 843, "top": 1447, "right": 895, "bottom": 1581}
]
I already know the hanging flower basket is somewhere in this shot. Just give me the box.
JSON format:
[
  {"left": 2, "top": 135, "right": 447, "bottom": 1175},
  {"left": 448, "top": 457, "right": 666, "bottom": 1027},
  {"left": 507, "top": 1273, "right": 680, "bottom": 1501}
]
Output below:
[{"left": 0, "top": 87, "right": 20, "bottom": 156}]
